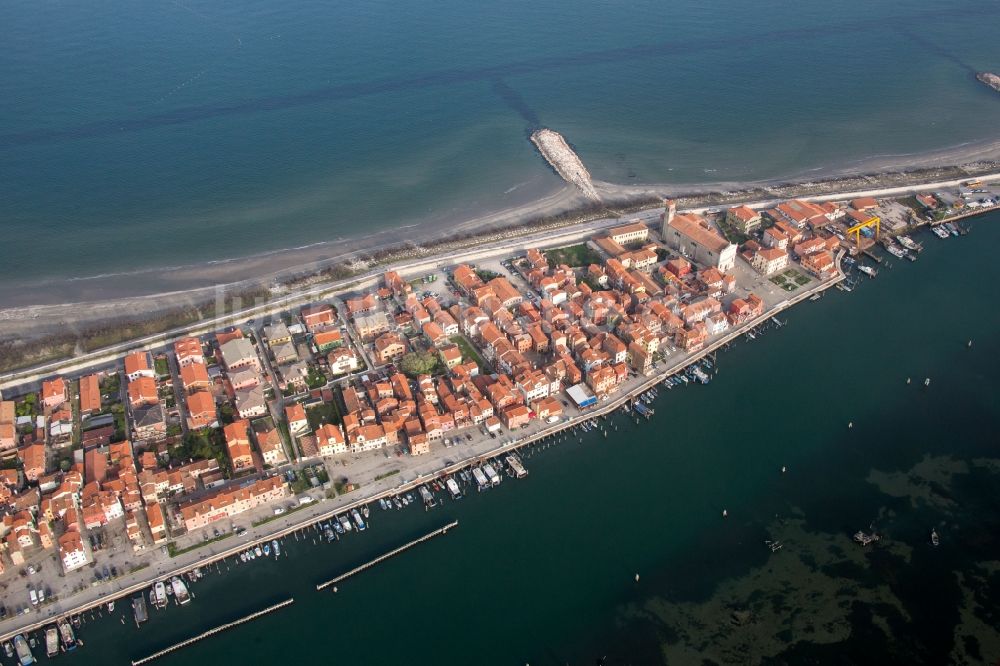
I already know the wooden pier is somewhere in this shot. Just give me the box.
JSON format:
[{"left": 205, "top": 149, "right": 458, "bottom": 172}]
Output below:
[
  {"left": 316, "top": 521, "right": 458, "bottom": 591},
  {"left": 130, "top": 598, "right": 294, "bottom": 665}
]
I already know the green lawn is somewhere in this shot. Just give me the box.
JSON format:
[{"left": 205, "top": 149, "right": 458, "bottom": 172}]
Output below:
[
  {"left": 306, "top": 401, "right": 341, "bottom": 431},
  {"left": 450, "top": 335, "right": 487, "bottom": 371},
  {"left": 544, "top": 244, "right": 601, "bottom": 267}
]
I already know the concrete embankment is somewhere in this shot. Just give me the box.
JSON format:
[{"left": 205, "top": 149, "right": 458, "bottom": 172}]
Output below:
[{"left": 530, "top": 128, "right": 601, "bottom": 201}]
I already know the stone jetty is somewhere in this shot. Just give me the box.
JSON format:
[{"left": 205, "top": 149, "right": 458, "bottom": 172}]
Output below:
[{"left": 530, "top": 128, "right": 601, "bottom": 201}]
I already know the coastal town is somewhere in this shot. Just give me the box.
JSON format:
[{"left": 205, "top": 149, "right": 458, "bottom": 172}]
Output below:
[{"left": 0, "top": 177, "right": 998, "bottom": 662}]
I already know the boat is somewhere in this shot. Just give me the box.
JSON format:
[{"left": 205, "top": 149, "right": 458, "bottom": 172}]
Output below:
[
  {"left": 931, "top": 529, "right": 940, "bottom": 547},
  {"left": 689, "top": 366, "right": 710, "bottom": 384},
  {"left": 405, "top": 493, "right": 415, "bottom": 504},
  {"left": 107, "top": 601, "right": 114, "bottom": 612},
  {"left": 883, "top": 242, "right": 906, "bottom": 258},
  {"left": 272, "top": 539, "right": 280, "bottom": 556},
  {"left": 946, "top": 222, "right": 960, "bottom": 236},
  {"left": 418, "top": 485, "right": 436, "bottom": 507},
  {"left": 445, "top": 477, "right": 462, "bottom": 499},
  {"left": 45, "top": 627, "right": 58, "bottom": 658},
  {"left": 332, "top": 518, "right": 345, "bottom": 534},
  {"left": 262, "top": 543, "right": 271, "bottom": 556},
  {"left": 634, "top": 401, "right": 652, "bottom": 418},
  {"left": 14, "top": 634, "right": 33, "bottom": 666},
  {"left": 324, "top": 527, "right": 336, "bottom": 542},
  {"left": 132, "top": 596, "right": 148, "bottom": 625},
  {"left": 897, "top": 235, "right": 919, "bottom": 251},
  {"left": 471, "top": 467, "right": 489, "bottom": 491},
  {"left": 338, "top": 514, "right": 352, "bottom": 532},
  {"left": 379, "top": 498, "right": 388, "bottom": 511},
  {"left": 350, "top": 508, "right": 367, "bottom": 531},
  {"left": 58, "top": 619, "right": 76, "bottom": 652},
  {"left": 931, "top": 224, "right": 950, "bottom": 239},
  {"left": 170, "top": 577, "right": 191, "bottom": 605},
  {"left": 239, "top": 552, "right": 247, "bottom": 563},
  {"left": 254, "top": 545, "right": 263, "bottom": 557},
  {"left": 857, "top": 265, "right": 876, "bottom": 277},
  {"left": 393, "top": 496, "right": 404, "bottom": 509},
  {"left": 483, "top": 463, "right": 501, "bottom": 486},
  {"left": 506, "top": 455, "right": 528, "bottom": 479},
  {"left": 362, "top": 505, "right": 370, "bottom": 519}
]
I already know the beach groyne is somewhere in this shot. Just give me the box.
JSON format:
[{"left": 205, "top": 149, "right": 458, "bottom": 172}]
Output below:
[
  {"left": 976, "top": 72, "right": 1000, "bottom": 94},
  {"left": 530, "top": 128, "right": 601, "bottom": 201},
  {"left": 130, "top": 598, "right": 294, "bottom": 665},
  {"left": 316, "top": 521, "right": 458, "bottom": 591}
]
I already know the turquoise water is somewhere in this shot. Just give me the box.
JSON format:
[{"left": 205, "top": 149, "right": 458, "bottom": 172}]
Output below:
[
  {"left": 1, "top": 0, "right": 999, "bottom": 301},
  {"left": 43, "top": 214, "right": 1000, "bottom": 664}
]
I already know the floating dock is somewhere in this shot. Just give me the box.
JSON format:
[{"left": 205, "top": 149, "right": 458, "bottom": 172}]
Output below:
[
  {"left": 315, "top": 521, "right": 458, "bottom": 591},
  {"left": 130, "top": 598, "right": 294, "bottom": 665},
  {"left": 530, "top": 128, "right": 600, "bottom": 201}
]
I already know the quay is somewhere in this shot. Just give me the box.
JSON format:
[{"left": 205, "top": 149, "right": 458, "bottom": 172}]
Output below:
[
  {"left": 130, "top": 598, "right": 295, "bottom": 665},
  {"left": 0, "top": 260, "right": 843, "bottom": 646},
  {"left": 316, "top": 521, "right": 458, "bottom": 591}
]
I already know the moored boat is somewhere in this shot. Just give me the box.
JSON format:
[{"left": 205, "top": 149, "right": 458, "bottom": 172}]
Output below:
[
  {"left": 133, "top": 596, "right": 148, "bottom": 625},
  {"left": 14, "top": 634, "right": 33, "bottom": 666},
  {"left": 170, "top": 577, "right": 191, "bottom": 605},
  {"left": 45, "top": 627, "right": 58, "bottom": 658},
  {"left": 58, "top": 619, "right": 77, "bottom": 651},
  {"left": 445, "top": 477, "right": 462, "bottom": 499},
  {"left": 272, "top": 539, "right": 280, "bottom": 556},
  {"left": 350, "top": 508, "right": 367, "bottom": 531},
  {"left": 338, "top": 514, "right": 352, "bottom": 532}
]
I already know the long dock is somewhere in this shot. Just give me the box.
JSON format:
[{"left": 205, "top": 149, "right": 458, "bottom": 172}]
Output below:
[
  {"left": 316, "top": 521, "right": 458, "bottom": 591},
  {"left": 130, "top": 598, "right": 294, "bottom": 666}
]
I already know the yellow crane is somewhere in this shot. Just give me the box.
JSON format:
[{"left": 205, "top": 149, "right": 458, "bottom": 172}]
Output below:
[{"left": 846, "top": 215, "right": 880, "bottom": 250}]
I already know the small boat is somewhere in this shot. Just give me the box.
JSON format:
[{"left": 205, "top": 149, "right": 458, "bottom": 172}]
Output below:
[
  {"left": 107, "top": 601, "right": 115, "bottom": 612},
  {"left": 853, "top": 530, "right": 881, "bottom": 546},
  {"left": 419, "top": 485, "right": 436, "bottom": 507},
  {"left": 333, "top": 518, "right": 345, "bottom": 534},
  {"left": 393, "top": 496, "right": 403, "bottom": 509},
  {"left": 338, "top": 515, "right": 352, "bottom": 532},
  {"left": 362, "top": 505, "right": 370, "bottom": 519},
  {"left": 45, "top": 627, "right": 59, "bottom": 658},
  {"left": 4, "top": 642, "right": 14, "bottom": 659},
  {"left": 58, "top": 619, "right": 76, "bottom": 651},
  {"left": 263, "top": 543, "right": 271, "bottom": 556},
  {"left": 405, "top": 493, "right": 415, "bottom": 504},
  {"left": 400, "top": 494, "right": 409, "bottom": 506},
  {"left": 272, "top": 539, "right": 280, "bottom": 556},
  {"left": 133, "top": 596, "right": 148, "bottom": 625},
  {"left": 857, "top": 265, "right": 876, "bottom": 277},
  {"left": 239, "top": 552, "right": 247, "bottom": 563},
  {"left": 897, "top": 235, "right": 919, "bottom": 251},
  {"left": 170, "top": 577, "right": 191, "bottom": 605},
  {"left": 924, "top": 377, "right": 931, "bottom": 387},
  {"left": 379, "top": 498, "right": 388, "bottom": 511},
  {"left": 931, "top": 529, "right": 940, "bottom": 547},
  {"left": 932, "top": 224, "right": 950, "bottom": 239},
  {"left": 446, "top": 478, "right": 462, "bottom": 499},
  {"left": 13, "top": 634, "right": 33, "bottom": 666},
  {"left": 351, "top": 508, "right": 367, "bottom": 531},
  {"left": 254, "top": 545, "right": 263, "bottom": 557},
  {"left": 324, "top": 527, "right": 336, "bottom": 542}
]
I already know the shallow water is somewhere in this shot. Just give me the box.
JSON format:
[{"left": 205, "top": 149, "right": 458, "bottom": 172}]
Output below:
[{"left": 1, "top": 0, "right": 999, "bottom": 303}]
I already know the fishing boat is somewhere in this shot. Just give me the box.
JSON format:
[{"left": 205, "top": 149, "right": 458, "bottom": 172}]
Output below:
[
  {"left": 57, "top": 620, "right": 76, "bottom": 652},
  {"left": 45, "top": 627, "right": 58, "bottom": 658},
  {"left": 419, "top": 485, "right": 436, "bottom": 507},
  {"left": 350, "top": 508, "right": 367, "bottom": 531},
  {"left": 946, "top": 222, "right": 960, "bottom": 236},
  {"left": 132, "top": 596, "right": 148, "bottom": 625},
  {"left": 897, "top": 235, "right": 919, "bottom": 251},
  {"left": 170, "top": 577, "right": 191, "bottom": 605},
  {"left": 689, "top": 366, "right": 710, "bottom": 384},
  {"left": 857, "top": 265, "right": 876, "bottom": 277},
  {"left": 338, "top": 514, "right": 352, "bottom": 532},
  {"left": 483, "top": 463, "right": 501, "bottom": 486},
  {"left": 13, "top": 634, "right": 33, "bottom": 666},
  {"left": 446, "top": 477, "right": 462, "bottom": 499},
  {"left": 853, "top": 530, "right": 881, "bottom": 546},
  {"left": 931, "top": 224, "right": 950, "bottom": 239},
  {"left": 272, "top": 539, "right": 280, "bottom": 556},
  {"left": 931, "top": 529, "right": 940, "bottom": 547},
  {"left": 506, "top": 455, "right": 528, "bottom": 479},
  {"left": 471, "top": 467, "right": 489, "bottom": 491}
]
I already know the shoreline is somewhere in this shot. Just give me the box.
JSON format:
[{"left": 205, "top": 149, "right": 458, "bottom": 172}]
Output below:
[
  {"left": 1, "top": 136, "right": 999, "bottom": 315},
  {"left": 1, "top": 166, "right": 999, "bottom": 382},
  {"left": 0, "top": 261, "right": 843, "bottom": 645}
]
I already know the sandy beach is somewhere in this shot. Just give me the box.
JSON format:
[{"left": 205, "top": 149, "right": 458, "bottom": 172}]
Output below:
[{"left": 1, "top": 139, "right": 999, "bottom": 348}]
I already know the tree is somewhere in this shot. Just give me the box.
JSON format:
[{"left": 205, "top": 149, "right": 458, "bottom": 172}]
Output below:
[{"left": 399, "top": 351, "right": 439, "bottom": 378}]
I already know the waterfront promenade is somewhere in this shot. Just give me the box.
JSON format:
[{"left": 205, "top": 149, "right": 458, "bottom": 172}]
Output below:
[{"left": 0, "top": 255, "right": 843, "bottom": 644}]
